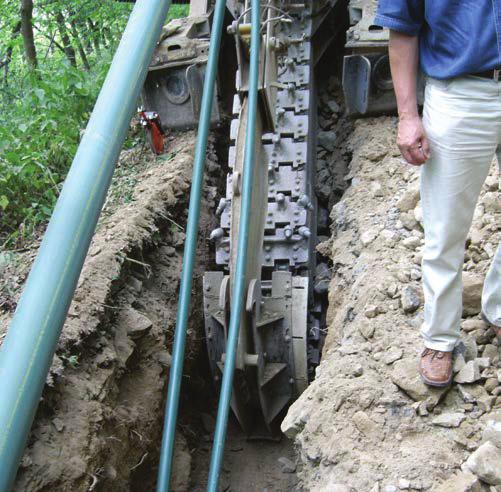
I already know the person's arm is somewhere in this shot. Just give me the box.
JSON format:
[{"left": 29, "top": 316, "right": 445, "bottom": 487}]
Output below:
[{"left": 389, "top": 30, "right": 429, "bottom": 165}]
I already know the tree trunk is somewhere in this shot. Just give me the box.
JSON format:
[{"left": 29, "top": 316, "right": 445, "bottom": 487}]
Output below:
[
  {"left": 69, "top": 18, "right": 90, "bottom": 70},
  {"left": 87, "top": 19, "right": 101, "bottom": 55},
  {"left": 80, "top": 21, "right": 93, "bottom": 54},
  {"left": 2, "top": 21, "right": 22, "bottom": 85},
  {"left": 55, "top": 11, "right": 77, "bottom": 68},
  {"left": 102, "top": 26, "right": 112, "bottom": 48},
  {"left": 74, "top": 15, "right": 93, "bottom": 54},
  {"left": 20, "top": 0, "right": 37, "bottom": 70}
]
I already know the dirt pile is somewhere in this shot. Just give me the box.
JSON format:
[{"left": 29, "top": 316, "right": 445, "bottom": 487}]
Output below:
[
  {"left": 282, "top": 118, "right": 501, "bottom": 491},
  {"left": 0, "top": 131, "right": 220, "bottom": 491}
]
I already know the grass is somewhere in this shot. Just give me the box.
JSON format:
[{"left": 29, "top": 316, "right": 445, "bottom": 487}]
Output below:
[{"left": 167, "top": 5, "right": 190, "bottom": 21}]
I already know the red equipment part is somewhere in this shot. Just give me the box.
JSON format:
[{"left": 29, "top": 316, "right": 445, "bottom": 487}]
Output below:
[{"left": 139, "top": 109, "right": 165, "bottom": 154}]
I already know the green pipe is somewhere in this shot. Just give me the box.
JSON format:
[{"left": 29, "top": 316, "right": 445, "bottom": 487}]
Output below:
[
  {"left": 155, "top": 0, "right": 228, "bottom": 490},
  {"left": 0, "top": 1, "right": 171, "bottom": 489},
  {"left": 207, "top": 1, "right": 261, "bottom": 489}
]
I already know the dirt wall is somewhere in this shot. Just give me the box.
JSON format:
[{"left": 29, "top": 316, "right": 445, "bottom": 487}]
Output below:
[{"left": 0, "top": 132, "right": 217, "bottom": 491}]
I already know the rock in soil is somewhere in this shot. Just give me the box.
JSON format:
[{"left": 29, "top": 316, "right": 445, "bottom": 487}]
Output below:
[
  {"left": 391, "top": 357, "right": 449, "bottom": 405},
  {"left": 481, "top": 418, "right": 501, "bottom": 448},
  {"left": 454, "top": 353, "right": 466, "bottom": 373},
  {"left": 278, "top": 456, "right": 296, "bottom": 474},
  {"left": 118, "top": 306, "right": 153, "bottom": 339},
  {"left": 461, "top": 319, "right": 487, "bottom": 333},
  {"left": 383, "top": 347, "right": 403, "bottom": 365},
  {"left": 400, "top": 285, "right": 421, "bottom": 313},
  {"left": 318, "top": 131, "right": 337, "bottom": 152},
  {"left": 458, "top": 384, "right": 490, "bottom": 404},
  {"left": 432, "top": 412, "right": 466, "bottom": 428},
  {"left": 454, "top": 360, "right": 482, "bottom": 384},
  {"left": 462, "top": 273, "right": 483, "bottom": 316},
  {"left": 435, "top": 471, "right": 481, "bottom": 492},
  {"left": 465, "top": 441, "right": 501, "bottom": 485}
]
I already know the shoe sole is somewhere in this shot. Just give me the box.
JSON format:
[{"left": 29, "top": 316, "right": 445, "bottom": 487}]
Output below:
[{"left": 420, "top": 373, "right": 452, "bottom": 388}]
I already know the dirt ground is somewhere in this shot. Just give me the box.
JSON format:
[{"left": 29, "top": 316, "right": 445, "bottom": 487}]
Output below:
[{"left": 187, "top": 416, "right": 299, "bottom": 491}]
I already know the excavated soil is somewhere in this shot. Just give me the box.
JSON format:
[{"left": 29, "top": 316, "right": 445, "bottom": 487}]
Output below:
[
  {"left": 282, "top": 118, "right": 501, "bottom": 492},
  {"left": 0, "top": 131, "right": 215, "bottom": 490}
]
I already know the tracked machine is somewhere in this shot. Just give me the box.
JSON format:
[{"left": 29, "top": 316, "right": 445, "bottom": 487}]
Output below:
[{"left": 140, "top": 0, "right": 394, "bottom": 438}]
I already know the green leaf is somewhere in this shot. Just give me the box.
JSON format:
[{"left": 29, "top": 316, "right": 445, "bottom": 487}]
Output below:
[
  {"left": 0, "top": 0, "right": 183, "bottom": 236},
  {"left": 34, "top": 88, "right": 45, "bottom": 102},
  {"left": 0, "top": 195, "right": 9, "bottom": 210}
]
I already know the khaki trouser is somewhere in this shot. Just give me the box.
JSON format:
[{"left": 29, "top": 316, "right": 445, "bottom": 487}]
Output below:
[{"left": 421, "top": 75, "right": 501, "bottom": 352}]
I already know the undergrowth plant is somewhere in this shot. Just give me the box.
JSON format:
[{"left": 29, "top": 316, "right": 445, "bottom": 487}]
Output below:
[
  {"left": 0, "top": 2, "right": 189, "bottom": 247},
  {"left": 0, "top": 61, "right": 110, "bottom": 238}
]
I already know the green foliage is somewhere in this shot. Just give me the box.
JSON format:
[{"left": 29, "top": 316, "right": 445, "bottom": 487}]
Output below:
[
  {"left": 167, "top": 5, "right": 190, "bottom": 21},
  {"left": 0, "top": 61, "right": 110, "bottom": 236},
  {"left": 0, "top": 0, "right": 188, "bottom": 245}
]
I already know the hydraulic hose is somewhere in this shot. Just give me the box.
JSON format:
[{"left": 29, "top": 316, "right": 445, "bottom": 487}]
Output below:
[
  {"left": 155, "top": 0, "right": 228, "bottom": 490},
  {"left": 206, "top": 0, "right": 261, "bottom": 490},
  {"left": 0, "top": 1, "right": 171, "bottom": 490}
]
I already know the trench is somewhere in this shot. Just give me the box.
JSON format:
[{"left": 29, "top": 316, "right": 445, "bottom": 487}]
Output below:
[
  {"left": 124, "top": 126, "right": 303, "bottom": 492},
  {"left": 12, "top": 36, "right": 354, "bottom": 492},
  {"left": 156, "top": 41, "right": 354, "bottom": 491},
  {"left": 127, "top": 41, "right": 355, "bottom": 491}
]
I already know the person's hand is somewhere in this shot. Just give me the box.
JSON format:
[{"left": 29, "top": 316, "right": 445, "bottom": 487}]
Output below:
[{"left": 397, "top": 115, "right": 430, "bottom": 166}]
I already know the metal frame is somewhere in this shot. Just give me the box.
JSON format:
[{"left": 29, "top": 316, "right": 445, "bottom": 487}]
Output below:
[{"left": 207, "top": 0, "right": 261, "bottom": 489}]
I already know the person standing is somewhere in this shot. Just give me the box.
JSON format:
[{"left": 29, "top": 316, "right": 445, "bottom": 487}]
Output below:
[{"left": 373, "top": 0, "right": 501, "bottom": 387}]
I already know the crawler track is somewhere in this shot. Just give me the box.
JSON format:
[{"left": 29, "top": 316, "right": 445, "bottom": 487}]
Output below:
[{"left": 203, "top": 2, "right": 342, "bottom": 436}]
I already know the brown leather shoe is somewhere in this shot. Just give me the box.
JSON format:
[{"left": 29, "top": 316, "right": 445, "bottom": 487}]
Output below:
[{"left": 419, "top": 348, "right": 453, "bottom": 387}]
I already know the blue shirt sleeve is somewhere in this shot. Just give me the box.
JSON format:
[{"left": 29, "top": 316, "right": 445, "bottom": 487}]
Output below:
[{"left": 373, "top": 0, "right": 424, "bottom": 36}]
